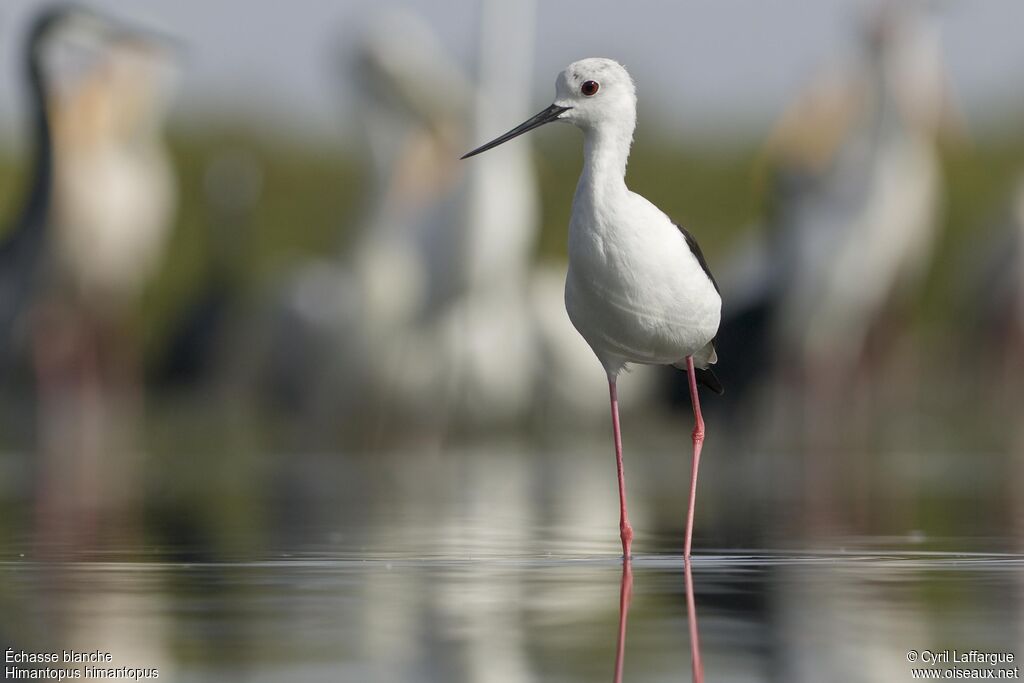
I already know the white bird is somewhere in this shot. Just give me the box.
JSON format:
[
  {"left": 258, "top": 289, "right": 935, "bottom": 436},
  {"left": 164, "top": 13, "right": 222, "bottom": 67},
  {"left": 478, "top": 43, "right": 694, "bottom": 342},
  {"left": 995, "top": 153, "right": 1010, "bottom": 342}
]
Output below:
[{"left": 463, "top": 58, "right": 723, "bottom": 559}]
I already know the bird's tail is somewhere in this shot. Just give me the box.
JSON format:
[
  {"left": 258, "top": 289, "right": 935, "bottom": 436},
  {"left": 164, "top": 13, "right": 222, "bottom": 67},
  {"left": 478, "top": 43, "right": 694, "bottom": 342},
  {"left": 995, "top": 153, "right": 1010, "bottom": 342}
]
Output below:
[
  {"left": 672, "top": 341, "right": 724, "bottom": 395},
  {"left": 695, "top": 367, "right": 724, "bottom": 395}
]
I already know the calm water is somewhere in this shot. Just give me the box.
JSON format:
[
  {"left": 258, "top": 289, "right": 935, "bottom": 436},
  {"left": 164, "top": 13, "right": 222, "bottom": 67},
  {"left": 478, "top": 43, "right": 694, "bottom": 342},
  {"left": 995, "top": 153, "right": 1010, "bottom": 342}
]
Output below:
[
  {"left": 2, "top": 548, "right": 1022, "bottom": 682},
  {"left": 1, "top": 435, "right": 1022, "bottom": 682}
]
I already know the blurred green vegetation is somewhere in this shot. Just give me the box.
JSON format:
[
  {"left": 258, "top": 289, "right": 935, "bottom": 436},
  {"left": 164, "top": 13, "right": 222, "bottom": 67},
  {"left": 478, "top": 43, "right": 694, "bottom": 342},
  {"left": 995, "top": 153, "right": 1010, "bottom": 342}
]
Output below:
[
  {"left": 1, "top": 123, "right": 1022, "bottom": 554},
  {"left": 1, "top": 123, "right": 1023, "bottom": 360},
  {"left": 137, "top": 130, "right": 365, "bottom": 356},
  {"left": 931, "top": 134, "right": 1024, "bottom": 313}
]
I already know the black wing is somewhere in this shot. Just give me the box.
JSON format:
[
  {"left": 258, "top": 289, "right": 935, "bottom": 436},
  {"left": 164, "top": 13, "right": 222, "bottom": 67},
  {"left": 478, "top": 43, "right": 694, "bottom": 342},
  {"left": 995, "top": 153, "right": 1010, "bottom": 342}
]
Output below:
[
  {"left": 675, "top": 222, "right": 719, "bottom": 294},
  {"left": 674, "top": 223, "right": 724, "bottom": 394}
]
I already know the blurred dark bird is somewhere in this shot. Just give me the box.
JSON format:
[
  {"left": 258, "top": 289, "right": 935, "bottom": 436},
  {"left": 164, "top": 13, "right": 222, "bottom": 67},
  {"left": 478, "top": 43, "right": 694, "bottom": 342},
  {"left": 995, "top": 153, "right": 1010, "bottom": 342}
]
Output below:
[
  {"left": 0, "top": 7, "right": 63, "bottom": 378},
  {"left": 151, "top": 150, "right": 261, "bottom": 389},
  {"left": 959, "top": 177, "right": 1024, "bottom": 389}
]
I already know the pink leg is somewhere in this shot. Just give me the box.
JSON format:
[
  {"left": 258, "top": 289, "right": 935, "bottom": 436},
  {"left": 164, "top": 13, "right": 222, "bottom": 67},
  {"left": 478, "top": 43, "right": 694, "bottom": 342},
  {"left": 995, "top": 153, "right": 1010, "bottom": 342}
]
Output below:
[
  {"left": 608, "top": 379, "right": 633, "bottom": 558},
  {"left": 684, "top": 357, "right": 705, "bottom": 560}
]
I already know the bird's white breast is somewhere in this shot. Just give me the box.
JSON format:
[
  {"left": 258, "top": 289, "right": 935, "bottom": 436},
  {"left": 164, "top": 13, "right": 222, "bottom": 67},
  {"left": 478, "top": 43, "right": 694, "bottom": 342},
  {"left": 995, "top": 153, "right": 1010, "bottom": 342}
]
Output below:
[
  {"left": 564, "top": 189, "right": 720, "bottom": 372},
  {"left": 55, "top": 142, "right": 175, "bottom": 304}
]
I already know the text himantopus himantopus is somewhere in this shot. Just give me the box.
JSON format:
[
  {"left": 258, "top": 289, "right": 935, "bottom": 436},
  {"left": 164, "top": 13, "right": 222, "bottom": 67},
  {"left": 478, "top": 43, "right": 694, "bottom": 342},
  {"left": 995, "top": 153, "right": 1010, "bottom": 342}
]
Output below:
[{"left": 463, "top": 58, "right": 723, "bottom": 559}]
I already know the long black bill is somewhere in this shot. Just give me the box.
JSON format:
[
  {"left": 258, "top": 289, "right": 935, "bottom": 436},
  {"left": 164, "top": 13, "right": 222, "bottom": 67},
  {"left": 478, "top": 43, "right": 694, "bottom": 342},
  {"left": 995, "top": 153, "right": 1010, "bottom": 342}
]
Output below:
[{"left": 461, "top": 104, "right": 571, "bottom": 159}]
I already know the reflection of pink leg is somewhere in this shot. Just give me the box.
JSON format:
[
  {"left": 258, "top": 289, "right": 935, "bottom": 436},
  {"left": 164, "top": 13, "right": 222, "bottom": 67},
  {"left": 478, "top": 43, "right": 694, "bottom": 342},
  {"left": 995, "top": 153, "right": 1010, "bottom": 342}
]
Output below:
[
  {"left": 608, "top": 379, "right": 633, "bottom": 558},
  {"left": 684, "top": 556, "right": 704, "bottom": 683},
  {"left": 684, "top": 357, "right": 704, "bottom": 560},
  {"left": 613, "top": 557, "right": 633, "bottom": 683}
]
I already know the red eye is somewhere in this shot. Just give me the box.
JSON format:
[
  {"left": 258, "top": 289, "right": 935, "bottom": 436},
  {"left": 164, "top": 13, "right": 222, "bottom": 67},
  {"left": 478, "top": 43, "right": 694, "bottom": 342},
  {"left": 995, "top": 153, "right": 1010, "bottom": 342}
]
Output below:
[{"left": 581, "top": 80, "right": 599, "bottom": 96}]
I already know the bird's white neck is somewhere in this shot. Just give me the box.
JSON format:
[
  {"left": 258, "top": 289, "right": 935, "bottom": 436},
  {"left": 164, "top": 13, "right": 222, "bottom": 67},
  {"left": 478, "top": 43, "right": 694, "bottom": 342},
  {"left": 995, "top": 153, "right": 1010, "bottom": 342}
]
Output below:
[{"left": 578, "top": 123, "right": 633, "bottom": 199}]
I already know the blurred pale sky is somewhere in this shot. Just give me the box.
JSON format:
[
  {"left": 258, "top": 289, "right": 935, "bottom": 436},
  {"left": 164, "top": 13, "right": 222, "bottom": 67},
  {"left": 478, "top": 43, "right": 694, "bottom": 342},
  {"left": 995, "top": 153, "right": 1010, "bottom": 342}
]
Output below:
[{"left": 0, "top": 0, "right": 1021, "bottom": 147}]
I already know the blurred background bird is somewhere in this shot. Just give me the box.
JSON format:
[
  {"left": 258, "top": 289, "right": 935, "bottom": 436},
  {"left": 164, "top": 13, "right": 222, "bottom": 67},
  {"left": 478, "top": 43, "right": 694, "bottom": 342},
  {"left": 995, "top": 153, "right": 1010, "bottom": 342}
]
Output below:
[
  {"left": 257, "top": 2, "right": 659, "bottom": 447},
  {"left": 0, "top": 4, "right": 179, "bottom": 550},
  {"left": 257, "top": 6, "right": 478, "bottom": 439},
  {"left": 0, "top": 6, "right": 65, "bottom": 394},
  {"left": 715, "top": 1, "right": 960, "bottom": 413}
]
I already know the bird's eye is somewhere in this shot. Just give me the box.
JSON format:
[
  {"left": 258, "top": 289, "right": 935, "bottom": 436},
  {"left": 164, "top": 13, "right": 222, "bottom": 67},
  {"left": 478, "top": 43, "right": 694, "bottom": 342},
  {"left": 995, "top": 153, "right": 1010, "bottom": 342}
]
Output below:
[{"left": 581, "top": 80, "right": 599, "bottom": 97}]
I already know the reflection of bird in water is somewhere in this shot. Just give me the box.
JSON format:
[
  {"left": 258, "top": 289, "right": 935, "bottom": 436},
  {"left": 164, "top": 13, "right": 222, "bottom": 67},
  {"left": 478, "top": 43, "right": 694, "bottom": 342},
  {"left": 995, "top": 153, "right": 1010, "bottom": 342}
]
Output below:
[
  {"left": 613, "top": 558, "right": 633, "bottom": 683},
  {"left": 347, "top": 444, "right": 703, "bottom": 683},
  {"left": 775, "top": 557, "right": 932, "bottom": 682},
  {"left": 684, "top": 558, "right": 704, "bottom": 683},
  {"left": 41, "top": 569, "right": 176, "bottom": 682}
]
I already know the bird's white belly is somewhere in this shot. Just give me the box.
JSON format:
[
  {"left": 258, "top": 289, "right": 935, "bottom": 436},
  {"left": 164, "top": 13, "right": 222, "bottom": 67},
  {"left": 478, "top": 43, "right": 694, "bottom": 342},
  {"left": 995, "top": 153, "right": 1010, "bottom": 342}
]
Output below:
[{"left": 564, "top": 236, "right": 720, "bottom": 369}]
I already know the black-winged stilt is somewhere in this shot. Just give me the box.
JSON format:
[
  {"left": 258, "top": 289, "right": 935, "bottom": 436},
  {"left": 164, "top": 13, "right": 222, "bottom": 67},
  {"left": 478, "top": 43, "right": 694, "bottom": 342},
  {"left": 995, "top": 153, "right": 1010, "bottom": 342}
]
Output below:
[{"left": 463, "top": 58, "right": 723, "bottom": 559}]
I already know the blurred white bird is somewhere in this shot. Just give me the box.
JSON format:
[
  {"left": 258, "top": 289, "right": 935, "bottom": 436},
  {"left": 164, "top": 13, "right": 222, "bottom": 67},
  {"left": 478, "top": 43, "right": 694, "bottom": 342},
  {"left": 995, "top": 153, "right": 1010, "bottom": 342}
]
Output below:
[
  {"left": 29, "top": 15, "right": 178, "bottom": 550},
  {"left": 773, "top": 3, "right": 949, "bottom": 373},
  {"left": 264, "top": 3, "right": 663, "bottom": 440},
  {"left": 715, "top": 1, "right": 957, "bottom": 414},
  {"left": 721, "top": 1, "right": 960, "bottom": 535},
  {"left": 50, "top": 35, "right": 177, "bottom": 313},
  {"left": 262, "top": 7, "right": 473, "bottom": 429}
]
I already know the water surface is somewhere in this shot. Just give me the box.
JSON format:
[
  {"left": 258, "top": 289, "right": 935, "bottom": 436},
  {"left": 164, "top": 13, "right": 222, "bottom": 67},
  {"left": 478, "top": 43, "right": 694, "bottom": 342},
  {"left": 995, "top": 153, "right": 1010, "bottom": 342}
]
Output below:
[{"left": 1, "top": 440, "right": 1021, "bottom": 681}]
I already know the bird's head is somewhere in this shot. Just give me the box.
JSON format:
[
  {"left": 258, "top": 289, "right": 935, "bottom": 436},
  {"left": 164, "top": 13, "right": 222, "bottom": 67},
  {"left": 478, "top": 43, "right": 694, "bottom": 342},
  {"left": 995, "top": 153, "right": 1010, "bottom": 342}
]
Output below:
[
  {"left": 27, "top": 4, "right": 180, "bottom": 72},
  {"left": 552, "top": 58, "right": 636, "bottom": 132},
  {"left": 29, "top": 5, "right": 123, "bottom": 54},
  {"left": 462, "top": 57, "right": 636, "bottom": 159}
]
